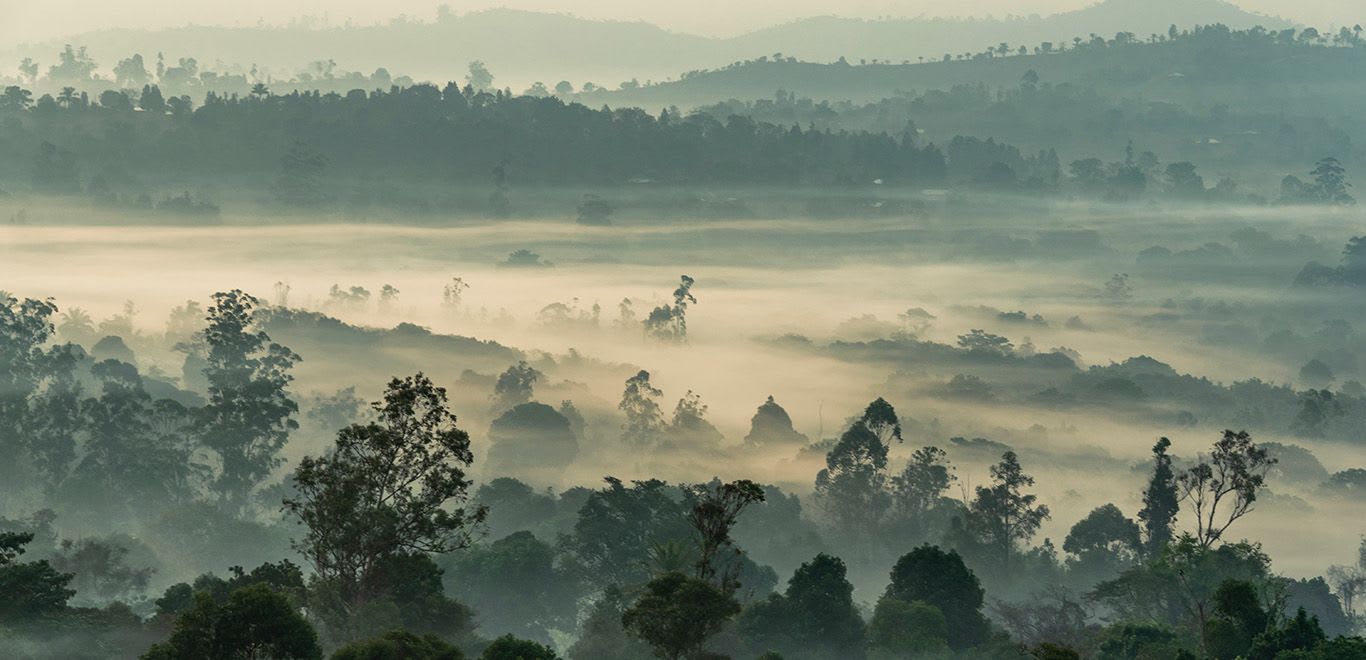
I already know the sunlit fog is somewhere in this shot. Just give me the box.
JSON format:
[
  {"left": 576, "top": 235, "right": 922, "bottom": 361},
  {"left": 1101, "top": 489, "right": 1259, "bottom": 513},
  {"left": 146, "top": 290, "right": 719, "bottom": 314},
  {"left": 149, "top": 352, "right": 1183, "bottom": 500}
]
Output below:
[{"left": 1, "top": 1, "right": 1364, "bottom": 659}]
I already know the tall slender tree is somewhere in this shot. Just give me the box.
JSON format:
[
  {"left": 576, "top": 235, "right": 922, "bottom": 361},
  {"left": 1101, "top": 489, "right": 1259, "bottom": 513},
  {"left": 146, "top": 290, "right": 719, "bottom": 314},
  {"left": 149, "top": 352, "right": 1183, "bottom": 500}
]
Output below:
[
  {"left": 1138, "top": 437, "right": 1180, "bottom": 558},
  {"left": 199, "top": 290, "right": 300, "bottom": 512}
]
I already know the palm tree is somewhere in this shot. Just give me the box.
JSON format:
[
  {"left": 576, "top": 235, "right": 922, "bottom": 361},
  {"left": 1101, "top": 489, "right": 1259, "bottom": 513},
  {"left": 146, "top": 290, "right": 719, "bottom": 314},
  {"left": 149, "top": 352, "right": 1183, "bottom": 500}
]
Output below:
[
  {"left": 58, "top": 307, "right": 95, "bottom": 344},
  {"left": 57, "top": 87, "right": 77, "bottom": 109}
]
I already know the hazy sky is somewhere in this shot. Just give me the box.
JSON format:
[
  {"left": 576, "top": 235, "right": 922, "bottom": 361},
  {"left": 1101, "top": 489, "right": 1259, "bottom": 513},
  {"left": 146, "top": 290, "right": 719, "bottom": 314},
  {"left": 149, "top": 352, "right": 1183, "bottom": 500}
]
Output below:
[{"left": 1, "top": 0, "right": 1357, "bottom": 44}]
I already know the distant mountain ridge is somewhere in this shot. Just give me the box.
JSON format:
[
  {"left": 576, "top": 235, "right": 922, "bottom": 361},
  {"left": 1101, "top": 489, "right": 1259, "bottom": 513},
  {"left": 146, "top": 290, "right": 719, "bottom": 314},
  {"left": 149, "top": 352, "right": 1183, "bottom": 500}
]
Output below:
[
  {"left": 2, "top": 0, "right": 1293, "bottom": 89},
  {"left": 733, "top": 0, "right": 1289, "bottom": 62}
]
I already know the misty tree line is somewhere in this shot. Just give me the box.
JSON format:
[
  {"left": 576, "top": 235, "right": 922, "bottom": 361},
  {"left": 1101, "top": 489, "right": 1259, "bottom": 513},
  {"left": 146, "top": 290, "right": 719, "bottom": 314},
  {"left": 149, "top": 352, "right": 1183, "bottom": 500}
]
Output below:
[
  {"left": 3, "top": 75, "right": 1328, "bottom": 217},
  {"left": 3, "top": 287, "right": 1366, "bottom": 659}
]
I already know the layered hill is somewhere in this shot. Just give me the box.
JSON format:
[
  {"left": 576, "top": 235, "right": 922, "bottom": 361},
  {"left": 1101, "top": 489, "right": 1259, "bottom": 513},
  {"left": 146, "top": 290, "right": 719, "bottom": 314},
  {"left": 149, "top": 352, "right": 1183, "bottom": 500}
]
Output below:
[{"left": 3, "top": 0, "right": 1292, "bottom": 90}]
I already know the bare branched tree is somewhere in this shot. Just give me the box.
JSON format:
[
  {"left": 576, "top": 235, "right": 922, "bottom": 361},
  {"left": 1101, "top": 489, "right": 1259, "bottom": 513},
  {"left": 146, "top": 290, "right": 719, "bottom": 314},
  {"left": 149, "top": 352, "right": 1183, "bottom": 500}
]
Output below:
[{"left": 1176, "top": 430, "right": 1275, "bottom": 548}]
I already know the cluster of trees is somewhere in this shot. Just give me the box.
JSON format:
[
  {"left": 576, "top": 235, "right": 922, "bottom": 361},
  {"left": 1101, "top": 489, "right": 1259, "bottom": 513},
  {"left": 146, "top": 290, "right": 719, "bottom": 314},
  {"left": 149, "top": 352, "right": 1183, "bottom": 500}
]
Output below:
[
  {"left": 0, "top": 75, "right": 1265, "bottom": 213},
  {"left": 1281, "top": 158, "right": 1356, "bottom": 206},
  {"left": 793, "top": 313, "right": 1366, "bottom": 454},
  {"left": 8, "top": 44, "right": 422, "bottom": 99}
]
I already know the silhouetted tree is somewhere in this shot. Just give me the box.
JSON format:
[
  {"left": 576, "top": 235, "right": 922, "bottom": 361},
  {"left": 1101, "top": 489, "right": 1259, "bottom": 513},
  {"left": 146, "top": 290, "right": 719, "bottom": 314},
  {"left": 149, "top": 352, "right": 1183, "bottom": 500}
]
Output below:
[
  {"left": 622, "top": 572, "right": 739, "bottom": 660},
  {"left": 815, "top": 421, "right": 890, "bottom": 538},
  {"left": 1176, "top": 431, "right": 1275, "bottom": 548},
  {"left": 199, "top": 290, "right": 299, "bottom": 511},
  {"left": 283, "top": 374, "right": 484, "bottom": 631},
  {"left": 1138, "top": 437, "right": 1180, "bottom": 558},
  {"left": 965, "top": 451, "right": 1050, "bottom": 569},
  {"left": 683, "top": 480, "right": 765, "bottom": 592},
  {"left": 884, "top": 545, "right": 989, "bottom": 650},
  {"left": 619, "top": 370, "right": 665, "bottom": 446},
  {"left": 142, "top": 583, "right": 321, "bottom": 659}
]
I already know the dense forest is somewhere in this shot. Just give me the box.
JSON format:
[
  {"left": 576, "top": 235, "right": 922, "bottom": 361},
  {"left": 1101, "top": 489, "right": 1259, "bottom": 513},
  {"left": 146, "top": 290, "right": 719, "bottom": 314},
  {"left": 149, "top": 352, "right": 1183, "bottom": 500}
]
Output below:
[
  {"left": 1, "top": 288, "right": 1364, "bottom": 659},
  {"left": 0, "top": 77, "right": 1356, "bottom": 217},
  {"left": 3, "top": 2, "right": 1366, "bottom": 659}
]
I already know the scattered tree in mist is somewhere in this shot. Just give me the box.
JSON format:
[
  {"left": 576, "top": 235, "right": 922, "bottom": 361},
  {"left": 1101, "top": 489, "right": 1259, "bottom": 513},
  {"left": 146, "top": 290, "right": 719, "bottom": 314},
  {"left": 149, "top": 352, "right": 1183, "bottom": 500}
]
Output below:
[
  {"left": 442, "top": 277, "right": 470, "bottom": 312},
  {"left": 490, "top": 361, "right": 542, "bottom": 412},
  {"left": 487, "top": 402, "right": 579, "bottom": 481},
  {"left": 441, "top": 530, "right": 582, "bottom": 646},
  {"left": 1281, "top": 157, "right": 1355, "bottom": 205},
  {"left": 1104, "top": 273, "right": 1134, "bottom": 301},
  {"left": 31, "top": 140, "right": 80, "bottom": 193},
  {"left": 199, "top": 290, "right": 300, "bottom": 513},
  {"left": 619, "top": 370, "right": 666, "bottom": 447},
  {"left": 283, "top": 373, "right": 484, "bottom": 640},
  {"left": 1063, "top": 503, "right": 1142, "bottom": 583},
  {"left": 465, "top": 60, "right": 494, "bottom": 92},
  {"left": 962, "top": 451, "right": 1050, "bottom": 570},
  {"left": 1138, "top": 437, "right": 1180, "bottom": 559},
  {"left": 683, "top": 479, "right": 766, "bottom": 593},
  {"left": 643, "top": 276, "right": 696, "bottom": 343},
  {"left": 1177, "top": 430, "right": 1275, "bottom": 549},
  {"left": 815, "top": 420, "right": 890, "bottom": 539},
  {"left": 566, "top": 586, "right": 653, "bottom": 659},
  {"left": 742, "top": 395, "right": 808, "bottom": 447},
  {"left": 888, "top": 445, "right": 957, "bottom": 543},
  {"left": 501, "top": 249, "right": 552, "bottom": 268},
  {"left": 565, "top": 477, "right": 691, "bottom": 588},
  {"left": 332, "top": 629, "right": 464, "bottom": 660},
  {"left": 859, "top": 396, "right": 904, "bottom": 445},
  {"left": 576, "top": 194, "right": 615, "bottom": 226},
  {"left": 488, "top": 164, "right": 511, "bottom": 218},
  {"left": 868, "top": 596, "right": 950, "bottom": 657},
  {"left": 956, "top": 328, "right": 1013, "bottom": 355},
  {"left": 305, "top": 386, "right": 366, "bottom": 432}
]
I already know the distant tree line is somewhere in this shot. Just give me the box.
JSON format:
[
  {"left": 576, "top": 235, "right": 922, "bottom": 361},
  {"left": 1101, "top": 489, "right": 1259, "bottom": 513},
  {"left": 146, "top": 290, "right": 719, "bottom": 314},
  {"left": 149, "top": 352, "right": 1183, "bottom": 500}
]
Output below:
[{"left": 0, "top": 78, "right": 1298, "bottom": 213}]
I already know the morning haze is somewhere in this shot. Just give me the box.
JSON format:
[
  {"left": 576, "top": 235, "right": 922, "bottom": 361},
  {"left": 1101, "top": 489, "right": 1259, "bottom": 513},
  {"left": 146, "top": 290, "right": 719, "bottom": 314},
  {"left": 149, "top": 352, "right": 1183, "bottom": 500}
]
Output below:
[{"left": 0, "top": 0, "right": 1363, "bottom": 659}]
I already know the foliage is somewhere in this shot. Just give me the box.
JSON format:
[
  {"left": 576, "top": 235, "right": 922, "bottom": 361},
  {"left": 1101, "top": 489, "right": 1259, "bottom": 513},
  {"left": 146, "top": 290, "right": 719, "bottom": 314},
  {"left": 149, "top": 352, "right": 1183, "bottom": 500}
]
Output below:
[
  {"left": 1137, "top": 437, "right": 1179, "bottom": 559},
  {"left": 142, "top": 583, "right": 322, "bottom": 660},
  {"left": 619, "top": 370, "right": 666, "bottom": 446},
  {"left": 884, "top": 545, "right": 988, "bottom": 650},
  {"left": 888, "top": 445, "right": 956, "bottom": 543},
  {"left": 815, "top": 421, "right": 890, "bottom": 538},
  {"left": 480, "top": 635, "right": 560, "bottom": 660},
  {"left": 491, "top": 361, "right": 542, "bottom": 412},
  {"left": 683, "top": 479, "right": 766, "bottom": 592},
  {"left": 442, "top": 531, "right": 582, "bottom": 644},
  {"left": 566, "top": 587, "right": 654, "bottom": 660},
  {"left": 199, "top": 289, "right": 300, "bottom": 511},
  {"left": 867, "top": 597, "right": 950, "bottom": 657},
  {"left": 331, "top": 629, "right": 465, "bottom": 660},
  {"left": 566, "top": 477, "right": 691, "bottom": 587},
  {"left": 284, "top": 373, "right": 484, "bottom": 632},
  {"left": 643, "top": 276, "right": 696, "bottom": 343},
  {"left": 743, "top": 396, "right": 809, "bottom": 446},
  {"left": 737, "top": 553, "right": 866, "bottom": 659},
  {"left": 622, "top": 571, "right": 740, "bottom": 660},
  {"left": 0, "top": 531, "right": 75, "bottom": 622},
  {"left": 1176, "top": 430, "right": 1275, "bottom": 548},
  {"left": 1063, "top": 504, "right": 1142, "bottom": 582},
  {"left": 964, "top": 452, "right": 1050, "bottom": 568}
]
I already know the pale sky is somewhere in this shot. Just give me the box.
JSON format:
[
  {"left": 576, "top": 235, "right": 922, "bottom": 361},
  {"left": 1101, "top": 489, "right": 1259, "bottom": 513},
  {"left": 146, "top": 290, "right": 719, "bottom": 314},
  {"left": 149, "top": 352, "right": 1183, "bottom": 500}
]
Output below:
[{"left": 0, "top": 0, "right": 1356, "bottom": 44}]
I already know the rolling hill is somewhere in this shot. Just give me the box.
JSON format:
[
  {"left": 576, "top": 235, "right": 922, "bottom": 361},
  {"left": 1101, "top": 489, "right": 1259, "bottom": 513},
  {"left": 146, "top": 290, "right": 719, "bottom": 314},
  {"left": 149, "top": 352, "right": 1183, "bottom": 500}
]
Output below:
[{"left": 3, "top": 0, "right": 1293, "bottom": 91}]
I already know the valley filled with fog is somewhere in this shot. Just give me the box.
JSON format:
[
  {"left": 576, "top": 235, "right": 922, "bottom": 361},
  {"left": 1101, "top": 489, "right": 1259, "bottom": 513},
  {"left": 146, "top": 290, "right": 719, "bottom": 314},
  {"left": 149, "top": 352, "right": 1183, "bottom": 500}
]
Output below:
[{"left": 2, "top": 2, "right": 1366, "bottom": 659}]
